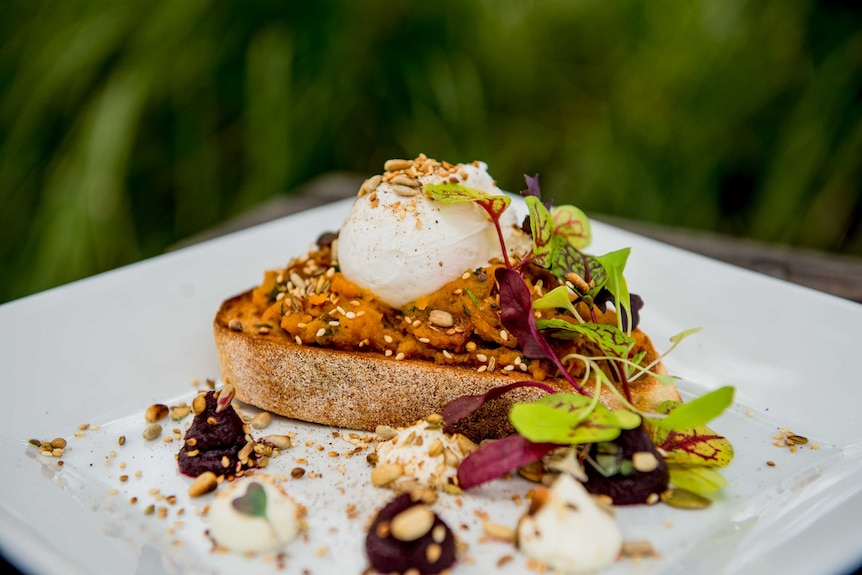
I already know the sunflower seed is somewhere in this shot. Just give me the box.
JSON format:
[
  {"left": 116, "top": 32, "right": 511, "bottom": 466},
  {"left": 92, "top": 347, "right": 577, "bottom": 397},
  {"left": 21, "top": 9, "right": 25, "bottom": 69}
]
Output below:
[
  {"left": 390, "top": 174, "right": 420, "bottom": 187},
  {"left": 390, "top": 182, "right": 420, "bottom": 197}
]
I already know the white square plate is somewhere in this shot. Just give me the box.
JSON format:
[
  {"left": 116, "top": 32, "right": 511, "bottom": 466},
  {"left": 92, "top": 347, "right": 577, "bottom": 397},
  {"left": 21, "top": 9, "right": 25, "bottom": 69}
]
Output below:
[{"left": 2, "top": 198, "right": 861, "bottom": 575}]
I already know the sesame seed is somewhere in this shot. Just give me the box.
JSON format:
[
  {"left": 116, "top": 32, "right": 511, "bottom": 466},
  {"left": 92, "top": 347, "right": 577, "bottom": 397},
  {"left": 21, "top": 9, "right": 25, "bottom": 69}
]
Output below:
[
  {"left": 476, "top": 354, "right": 488, "bottom": 362},
  {"left": 395, "top": 353, "right": 405, "bottom": 361},
  {"left": 316, "top": 328, "right": 326, "bottom": 337},
  {"left": 477, "top": 365, "right": 487, "bottom": 373},
  {"left": 500, "top": 330, "right": 509, "bottom": 341}
]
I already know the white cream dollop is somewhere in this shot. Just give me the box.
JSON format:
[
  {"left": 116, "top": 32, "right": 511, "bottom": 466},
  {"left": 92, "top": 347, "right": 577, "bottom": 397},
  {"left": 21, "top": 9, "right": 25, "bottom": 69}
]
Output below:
[
  {"left": 208, "top": 475, "right": 305, "bottom": 553},
  {"left": 375, "top": 417, "right": 475, "bottom": 490},
  {"left": 517, "top": 474, "right": 623, "bottom": 573},
  {"left": 338, "top": 160, "right": 529, "bottom": 308}
]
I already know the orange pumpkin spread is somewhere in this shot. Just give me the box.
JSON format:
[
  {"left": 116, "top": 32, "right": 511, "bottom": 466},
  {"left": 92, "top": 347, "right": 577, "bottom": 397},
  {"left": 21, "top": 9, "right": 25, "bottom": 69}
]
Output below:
[{"left": 234, "top": 236, "right": 659, "bottom": 386}]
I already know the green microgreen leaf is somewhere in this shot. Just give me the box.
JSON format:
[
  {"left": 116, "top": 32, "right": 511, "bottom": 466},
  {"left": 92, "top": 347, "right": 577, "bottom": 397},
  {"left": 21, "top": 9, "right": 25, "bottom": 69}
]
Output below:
[
  {"left": 536, "top": 318, "right": 636, "bottom": 360},
  {"left": 509, "top": 393, "right": 641, "bottom": 445},
  {"left": 525, "top": 196, "right": 607, "bottom": 300},
  {"left": 647, "top": 386, "right": 735, "bottom": 431},
  {"left": 552, "top": 204, "right": 591, "bottom": 250},
  {"left": 668, "top": 464, "right": 728, "bottom": 496},
  {"left": 595, "top": 248, "right": 631, "bottom": 334},
  {"left": 464, "top": 287, "right": 480, "bottom": 306},
  {"left": 424, "top": 182, "right": 513, "bottom": 268},
  {"left": 533, "top": 285, "right": 585, "bottom": 323},
  {"left": 628, "top": 327, "right": 702, "bottom": 383},
  {"left": 647, "top": 400, "right": 734, "bottom": 467},
  {"left": 232, "top": 482, "right": 268, "bottom": 519},
  {"left": 424, "top": 182, "right": 512, "bottom": 218},
  {"left": 612, "top": 409, "right": 642, "bottom": 430}
]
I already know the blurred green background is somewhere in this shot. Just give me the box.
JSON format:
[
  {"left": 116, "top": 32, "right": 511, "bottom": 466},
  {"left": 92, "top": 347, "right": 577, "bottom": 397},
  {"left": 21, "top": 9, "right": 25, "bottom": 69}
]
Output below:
[{"left": 1, "top": 0, "right": 860, "bottom": 304}]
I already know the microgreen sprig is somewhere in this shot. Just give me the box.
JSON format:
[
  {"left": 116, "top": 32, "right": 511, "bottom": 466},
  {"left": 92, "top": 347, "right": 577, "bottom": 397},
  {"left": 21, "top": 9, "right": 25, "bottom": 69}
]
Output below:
[{"left": 428, "top": 173, "right": 734, "bottom": 493}]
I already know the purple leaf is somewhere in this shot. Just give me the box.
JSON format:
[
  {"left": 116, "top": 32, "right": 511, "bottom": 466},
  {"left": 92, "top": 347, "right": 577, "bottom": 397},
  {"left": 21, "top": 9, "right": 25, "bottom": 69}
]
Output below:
[
  {"left": 495, "top": 267, "right": 586, "bottom": 394},
  {"left": 442, "top": 380, "right": 556, "bottom": 432},
  {"left": 496, "top": 267, "right": 548, "bottom": 359},
  {"left": 457, "top": 434, "right": 558, "bottom": 490},
  {"left": 523, "top": 174, "right": 542, "bottom": 199}
]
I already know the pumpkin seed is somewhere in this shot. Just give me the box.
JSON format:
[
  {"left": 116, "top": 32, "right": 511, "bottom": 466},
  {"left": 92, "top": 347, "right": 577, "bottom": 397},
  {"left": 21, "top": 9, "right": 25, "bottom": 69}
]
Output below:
[
  {"left": 442, "top": 482, "right": 462, "bottom": 495},
  {"left": 170, "top": 405, "right": 191, "bottom": 420},
  {"left": 142, "top": 424, "right": 162, "bottom": 441}
]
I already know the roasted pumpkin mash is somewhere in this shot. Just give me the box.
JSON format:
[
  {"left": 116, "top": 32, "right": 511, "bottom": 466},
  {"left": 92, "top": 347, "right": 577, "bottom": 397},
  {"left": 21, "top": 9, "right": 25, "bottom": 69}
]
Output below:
[{"left": 246, "top": 237, "right": 658, "bottom": 384}]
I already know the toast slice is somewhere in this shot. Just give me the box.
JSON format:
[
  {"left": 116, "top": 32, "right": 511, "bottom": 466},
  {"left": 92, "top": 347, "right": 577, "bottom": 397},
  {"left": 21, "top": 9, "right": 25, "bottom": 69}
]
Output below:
[{"left": 214, "top": 288, "right": 681, "bottom": 440}]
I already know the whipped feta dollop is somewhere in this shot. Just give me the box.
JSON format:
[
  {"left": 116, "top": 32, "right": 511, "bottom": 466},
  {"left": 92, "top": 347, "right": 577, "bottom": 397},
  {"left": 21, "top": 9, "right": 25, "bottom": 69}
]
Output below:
[
  {"left": 208, "top": 475, "right": 306, "bottom": 553},
  {"left": 338, "top": 157, "right": 530, "bottom": 308},
  {"left": 517, "top": 474, "right": 623, "bottom": 574},
  {"left": 373, "top": 415, "right": 476, "bottom": 490}
]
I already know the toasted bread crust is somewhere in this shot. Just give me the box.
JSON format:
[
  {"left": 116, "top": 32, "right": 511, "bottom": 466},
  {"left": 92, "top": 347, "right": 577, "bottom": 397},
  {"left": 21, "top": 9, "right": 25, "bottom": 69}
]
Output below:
[{"left": 214, "top": 290, "right": 681, "bottom": 439}]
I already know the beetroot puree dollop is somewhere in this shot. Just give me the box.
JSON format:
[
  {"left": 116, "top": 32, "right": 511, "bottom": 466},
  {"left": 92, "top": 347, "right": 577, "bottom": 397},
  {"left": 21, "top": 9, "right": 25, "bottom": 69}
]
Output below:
[{"left": 177, "top": 390, "right": 254, "bottom": 477}]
